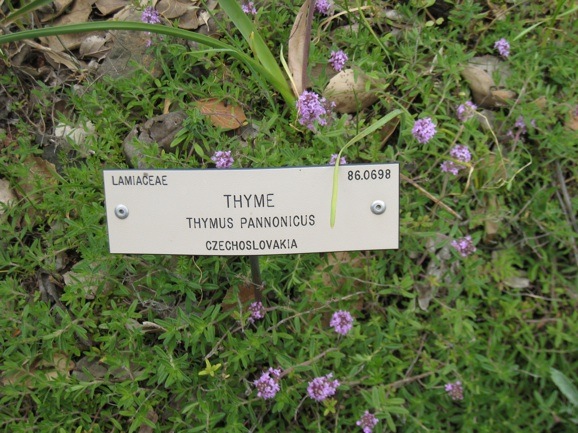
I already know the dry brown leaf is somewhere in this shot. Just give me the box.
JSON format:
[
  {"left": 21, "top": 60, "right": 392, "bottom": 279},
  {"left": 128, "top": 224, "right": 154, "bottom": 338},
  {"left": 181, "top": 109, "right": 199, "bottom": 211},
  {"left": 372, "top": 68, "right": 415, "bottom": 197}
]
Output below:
[
  {"left": 222, "top": 284, "right": 256, "bottom": 312},
  {"left": 503, "top": 276, "right": 531, "bottom": 289},
  {"left": 482, "top": 194, "right": 501, "bottom": 243},
  {"left": 0, "top": 178, "right": 16, "bottom": 217},
  {"left": 178, "top": 10, "right": 200, "bottom": 29},
  {"left": 323, "top": 68, "right": 380, "bottom": 113},
  {"left": 42, "top": 352, "right": 75, "bottom": 381},
  {"left": 19, "top": 156, "right": 58, "bottom": 199},
  {"left": 417, "top": 284, "right": 434, "bottom": 311},
  {"left": 288, "top": 0, "right": 314, "bottom": 96},
  {"left": 139, "top": 410, "right": 159, "bottom": 433},
  {"left": 157, "top": 0, "right": 191, "bottom": 18},
  {"left": 565, "top": 107, "right": 578, "bottom": 131},
  {"left": 196, "top": 98, "right": 247, "bottom": 130},
  {"left": 461, "top": 56, "right": 515, "bottom": 108},
  {"left": 460, "top": 65, "right": 494, "bottom": 105},
  {"left": 94, "top": 0, "right": 128, "bottom": 15},
  {"left": 40, "top": 0, "right": 97, "bottom": 51},
  {"left": 63, "top": 260, "right": 112, "bottom": 300},
  {"left": 79, "top": 34, "right": 111, "bottom": 59},
  {"left": 40, "top": 0, "right": 74, "bottom": 21}
]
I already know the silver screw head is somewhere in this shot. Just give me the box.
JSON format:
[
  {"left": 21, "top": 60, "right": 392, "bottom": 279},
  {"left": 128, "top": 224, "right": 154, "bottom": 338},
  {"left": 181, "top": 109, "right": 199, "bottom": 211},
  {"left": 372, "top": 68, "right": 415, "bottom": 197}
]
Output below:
[
  {"left": 370, "top": 200, "right": 386, "bottom": 215},
  {"left": 115, "top": 204, "right": 129, "bottom": 219}
]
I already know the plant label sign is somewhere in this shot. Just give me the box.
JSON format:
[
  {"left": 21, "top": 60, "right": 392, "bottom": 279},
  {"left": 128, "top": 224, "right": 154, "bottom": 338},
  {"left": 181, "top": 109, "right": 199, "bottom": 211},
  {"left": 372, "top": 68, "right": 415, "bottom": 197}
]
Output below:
[{"left": 103, "top": 164, "right": 399, "bottom": 256}]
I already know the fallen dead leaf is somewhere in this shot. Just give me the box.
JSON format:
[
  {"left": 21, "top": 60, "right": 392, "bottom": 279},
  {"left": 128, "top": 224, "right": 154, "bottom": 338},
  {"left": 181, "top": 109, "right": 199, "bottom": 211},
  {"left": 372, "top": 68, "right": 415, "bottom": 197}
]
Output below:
[
  {"left": 565, "top": 107, "right": 578, "bottom": 131},
  {"left": 79, "top": 34, "right": 111, "bottom": 59},
  {"left": 19, "top": 156, "right": 59, "bottom": 199},
  {"left": 288, "top": 0, "right": 314, "bottom": 96},
  {"left": 0, "top": 178, "right": 16, "bottom": 217},
  {"left": 155, "top": 0, "right": 201, "bottom": 29},
  {"left": 503, "top": 276, "right": 531, "bottom": 289},
  {"left": 95, "top": 0, "right": 128, "bottom": 15},
  {"left": 323, "top": 68, "right": 381, "bottom": 113},
  {"left": 483, "top": 194, "right": 501, "bottom": 243},
  {"left": 222, "top": 283, "right": 256, "bottom": 312},
  {"left": 39, "top": 0, "right": 74, "bottom": 21},
  {"left": 63, "top": 260, "right": 112, "bottom": 300},
  {"left": 461, "top": 56, "right": 515, "bottom": 108},
  {"left": 196, "top": 98, "right": 247, "bottom": 130},
  {"left": 139, "top": 410, "right": 159, "bottom": 433},
  {"left": 40, "top": 0, "right": 98, "bottom": 52}
]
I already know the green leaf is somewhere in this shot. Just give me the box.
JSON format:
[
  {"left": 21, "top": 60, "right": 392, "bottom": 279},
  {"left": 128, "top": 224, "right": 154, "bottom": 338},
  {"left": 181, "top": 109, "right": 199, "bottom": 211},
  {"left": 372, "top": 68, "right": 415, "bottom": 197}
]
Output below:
[
  {"left": 330, "top": 109, "right": 402, "bottom": 227},
  {"left": 199, "top": 358, "right": 221, "bottom": 377},
  {"left": 1, "top": 0, "right": 53, "bottom": 25},
  {"left": 551, "top": 368, "right": 578, "bottom": 407}
]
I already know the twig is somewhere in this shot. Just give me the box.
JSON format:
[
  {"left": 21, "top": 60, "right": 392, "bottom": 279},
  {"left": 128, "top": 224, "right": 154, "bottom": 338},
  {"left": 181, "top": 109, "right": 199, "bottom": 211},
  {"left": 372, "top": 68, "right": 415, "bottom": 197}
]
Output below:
[
  {"left": 386, "top": 371, "right": 434, "bottom": 389},
  {"left": 554, "top": 161, "right": 578, "bottom": 266},
  {"left": 400, "top": 173, "right": 462, "bottom": 220},
  {"left": 280, "top": 347, "right": 339, "bottom": 378}
]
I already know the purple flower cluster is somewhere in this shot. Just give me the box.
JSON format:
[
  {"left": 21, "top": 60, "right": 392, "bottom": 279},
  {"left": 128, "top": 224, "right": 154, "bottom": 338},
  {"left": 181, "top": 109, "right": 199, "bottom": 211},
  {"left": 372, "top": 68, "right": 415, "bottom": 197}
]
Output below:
[
  {"left": 451, "top": 235, "right": 476, "bottom": 257},
  {"left": 330, "top": 310, "right": 354, "bottom": 335},
  {"left": 514, "top": 115, "right": 527, "bottom": 133},
  {"left": 441, "top": 144, "right": 472, "bottom": 175},
  {"left": 307, "top": 373, "right": 340, "bottom": 401},
  {"left": 241, "top": 1, "right": 257, "bottom": 15},
  {"left": 211, "top": 150, "right": 234, "bottom": 168},
  {"left": 506, "top": 115, "right": 528, "bottom": 142},
  {"left": 248, "top": 301, "right": 265, "bottom": 322},
  {"left": 494, "top": 38, "right": 510, "bottom": 58},
  {"left": 329, "top": 50, "right": 348, "bottom": 72},
  {"left": 254, "top": 367, "right": 282, "bottom": 399},
  {"left": 329, "top": 154, "right": 347, "bottom": 166},
  {"left": 445, "top": 380, "right": 464, "bottom": 401},
  {"left": 412, "top": 117, "right": 436, "bottom": 143},
  {"left": 456, "top": 101, "right": 477, "bottom": 122},
  {"left": 296, "top": 91, "right": 334, "bottom": 131},
  {"left": 356, "top": 410, "right": 379, "bottom": 433},
  {"left": 141, "top": 6, "right": 161, "bottom": 24},
  {"left": 315, "top": 0, "right": 333, "bottom": 15}
]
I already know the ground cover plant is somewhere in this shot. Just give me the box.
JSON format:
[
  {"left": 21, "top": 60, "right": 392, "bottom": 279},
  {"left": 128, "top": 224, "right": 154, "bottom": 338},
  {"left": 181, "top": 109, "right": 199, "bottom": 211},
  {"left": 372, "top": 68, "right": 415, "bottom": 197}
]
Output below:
[{"left": 1, "top": 0, "right": 577, "bottom": 431}]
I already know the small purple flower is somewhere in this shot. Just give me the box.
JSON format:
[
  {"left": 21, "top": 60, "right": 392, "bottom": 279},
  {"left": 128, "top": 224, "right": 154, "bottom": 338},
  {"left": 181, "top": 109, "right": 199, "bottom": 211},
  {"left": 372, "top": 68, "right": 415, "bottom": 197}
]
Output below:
[
  {"left": 494, "top": 38, "right": 510, "bottom": 58},
  {"left": 356, "top": 410, "right": 379, "bottom": 433},
  {"left": 412, "top": 117, "right": 436, "bottom": 144},
  {"left": 440, "top": 161, "right": 460, "bottom": 176},
  {"left": 296, "top": 90, "right": 334, "bottom": 131},
  {"left": 211, "top": 150, "right": 234, "bottom": 168},
  {"left": 241, "top": 1, "right": 257, "bottom": 15},
  {"left": 456, "top": 101, "right": 477, "bottom": 122},
  {"left": 254, "top": 367, "right": 282, "bottom": 399},
  {"left": 141, "top": 6, "right": 161, "bottom": 24},
  {"left": 450, "top": 144, "right": 472, "bottom": 163},
  {"left": 307, "top": 373, "right": 340, "bottom": 401},
  {"left": 441, "top": 145, "right": 471, "bottom": 175},
  {"left": 315, "top": 0, "right": 332, "bottom": 15},
  {"left": 445, "top": 380, "right": 464, "bottom": 401},
  {"left": 330, "top": 310, "right": 354, "bottom": 335},
  {"left": 329, "top": 50, "right": 348, "bottom": 72},
  {"left": 451, "top": 235, "right": 476, "bottom": 257},
  {"left": 329, "top": 154, "right": 347, "bottom": 166},
  {"left": 248, "top": 301, "right": 265, "bottom": 322},
  {"left": 514, "top": 115, "right": 527, "bottom": 133}
]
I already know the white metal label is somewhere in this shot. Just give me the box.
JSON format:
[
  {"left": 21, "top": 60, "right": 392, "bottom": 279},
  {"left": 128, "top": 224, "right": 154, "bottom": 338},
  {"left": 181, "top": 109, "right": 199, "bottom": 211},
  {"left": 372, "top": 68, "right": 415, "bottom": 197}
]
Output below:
[{"left": 103, "top": 164, "right": 399, "bottom": 255}]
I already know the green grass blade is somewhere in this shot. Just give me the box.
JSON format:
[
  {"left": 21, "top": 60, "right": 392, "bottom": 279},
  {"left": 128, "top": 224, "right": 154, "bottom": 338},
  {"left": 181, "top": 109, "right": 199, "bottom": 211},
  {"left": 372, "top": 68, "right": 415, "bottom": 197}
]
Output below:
[
  {"left": 551, "top": 368, "right": 578, "bottom": 407},
  {"left": 218, "top": 0, "right": 293, "bottom": 102},
  {"left": 1, "top": 0, "right": 53, "bottom": 25},
  {"left": 329, "top": 109, "right": 402, "bottom": 227}
]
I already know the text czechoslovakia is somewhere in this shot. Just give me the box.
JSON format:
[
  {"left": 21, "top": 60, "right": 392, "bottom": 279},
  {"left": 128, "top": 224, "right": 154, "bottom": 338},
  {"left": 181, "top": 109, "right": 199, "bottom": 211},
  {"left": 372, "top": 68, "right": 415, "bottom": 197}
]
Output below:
[{"left": 186, "top": 193, "right": 310, "bottom": 252}]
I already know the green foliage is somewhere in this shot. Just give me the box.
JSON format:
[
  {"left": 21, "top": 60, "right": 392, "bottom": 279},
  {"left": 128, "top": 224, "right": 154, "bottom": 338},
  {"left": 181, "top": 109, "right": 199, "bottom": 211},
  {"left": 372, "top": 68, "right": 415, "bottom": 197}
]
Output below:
[{"left": 1, "top": 0, "right": 577, "bottom": 432}]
